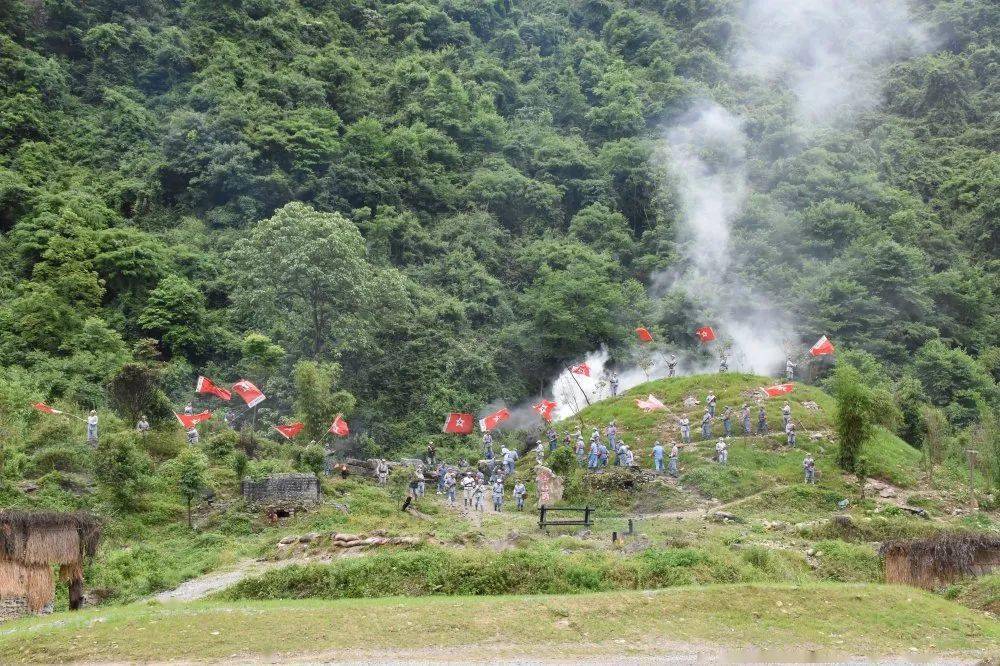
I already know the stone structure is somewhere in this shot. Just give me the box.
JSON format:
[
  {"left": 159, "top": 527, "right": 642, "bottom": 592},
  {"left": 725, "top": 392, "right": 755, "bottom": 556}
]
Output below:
[
  {"left": 0, "top": 598, "right": 52, "bottom": 622},
  {"left": 241, "top": 473, "right": 321, "bottom": 507}
]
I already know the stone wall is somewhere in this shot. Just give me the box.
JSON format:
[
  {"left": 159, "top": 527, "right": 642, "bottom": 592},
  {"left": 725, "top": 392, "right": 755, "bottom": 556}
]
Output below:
[
  {"left": 241, "top": 473, "right": 321, "bottom": 506},
  {"left": 0, "top": 597, "right": 53, "bottom": 623}
]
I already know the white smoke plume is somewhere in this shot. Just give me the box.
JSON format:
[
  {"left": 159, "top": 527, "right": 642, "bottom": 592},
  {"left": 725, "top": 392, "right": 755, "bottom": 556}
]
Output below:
[
  {"left": 648, "top": 0, "right": 930, "bottom": 379},
  {"left": 736, "top": 0, "right": 931, "bottom": 126},
  {"left": 516, "top": 0, "right": 931, "bottom": 422}
]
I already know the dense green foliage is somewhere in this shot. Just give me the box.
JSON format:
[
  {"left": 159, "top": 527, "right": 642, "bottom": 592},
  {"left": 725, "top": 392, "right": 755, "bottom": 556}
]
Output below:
[{"left": 0, "top": 0, "right": 997, "bottom": 455}]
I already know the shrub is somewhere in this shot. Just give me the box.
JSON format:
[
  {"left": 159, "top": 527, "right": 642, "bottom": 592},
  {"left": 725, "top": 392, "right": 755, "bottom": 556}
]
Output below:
[
  {"left": 812, "top": 540, "right": 882, "bottom": 582},
  {"left": 205, "top": 429, "right": 239, "bottom": 460},
  {"left": 94, "top": 431, "right": 153, "bottom": 510}
]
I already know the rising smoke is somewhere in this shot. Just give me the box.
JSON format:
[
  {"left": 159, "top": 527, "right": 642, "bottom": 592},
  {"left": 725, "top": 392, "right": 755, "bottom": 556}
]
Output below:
[
  {"left": 499, "top": 0, "right": 932, "bottom": 424},
  {"left": 650, "top": 0, "right": 931, "bottom": 375},
  {"left": 736, "top": 0, "right": 931, "bottom": 126}
]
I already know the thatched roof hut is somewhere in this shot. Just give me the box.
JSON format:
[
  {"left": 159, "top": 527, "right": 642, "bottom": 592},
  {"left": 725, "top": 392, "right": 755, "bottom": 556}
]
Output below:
[
  {"left": 0, "top": 511, "right": 101, "bottom": 620},
  {"left": 880, "top": 532, "right": 1000, "bottom": 590}
]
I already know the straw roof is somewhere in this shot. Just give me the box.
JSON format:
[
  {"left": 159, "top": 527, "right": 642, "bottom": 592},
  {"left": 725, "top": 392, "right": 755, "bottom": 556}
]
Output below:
[
  {"left": 880, "top": 532, "right": 1000, "bottom": 578},
  {"left": 0, "top": 511, "right": 101, "bottom": 567}
]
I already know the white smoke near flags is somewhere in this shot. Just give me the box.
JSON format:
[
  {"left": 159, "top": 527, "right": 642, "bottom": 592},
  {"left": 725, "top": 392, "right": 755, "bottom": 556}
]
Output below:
[
  {"left": 507, "top": 0, "right": 932, "bottom": 425},
  {"left": 550, "top": 346, "right": 716, "bottom": 421},
  {"left": 649, "top": 0, "right": 930, "bottom": 377}
]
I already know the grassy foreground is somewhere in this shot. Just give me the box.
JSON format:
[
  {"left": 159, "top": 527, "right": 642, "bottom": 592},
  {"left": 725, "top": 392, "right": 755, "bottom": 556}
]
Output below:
[{"left": 0, "top": 584, "right": 997, "bottom": 663}]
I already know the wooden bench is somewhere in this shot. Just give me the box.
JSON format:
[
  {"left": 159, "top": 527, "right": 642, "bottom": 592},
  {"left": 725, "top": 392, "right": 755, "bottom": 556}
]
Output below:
[{"left": 538, "top": 505, "right": 593, "bottom": 530}]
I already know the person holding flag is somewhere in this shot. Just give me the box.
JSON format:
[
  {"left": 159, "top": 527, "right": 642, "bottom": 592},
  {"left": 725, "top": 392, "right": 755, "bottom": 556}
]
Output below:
[{"left": 809, "top": 335, "right": 835, "bottom": 357}]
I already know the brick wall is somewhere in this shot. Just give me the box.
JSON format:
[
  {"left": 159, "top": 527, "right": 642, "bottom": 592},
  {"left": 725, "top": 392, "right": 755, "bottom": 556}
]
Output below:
[{"left": 241, "top": 473, "right": 321, "bottom": 506}]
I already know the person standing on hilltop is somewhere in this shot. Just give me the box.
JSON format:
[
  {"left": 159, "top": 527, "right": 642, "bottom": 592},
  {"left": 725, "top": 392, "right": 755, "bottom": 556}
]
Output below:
[
  {"left": 785, "top": 358, "right": 796, "bottom": 382},
  {"left": 803, "top": 454, "right": 816, "bottom": 484},
  {"left": 741, "top": 404, "right": 752, "bottom": 434},
  {"left": 483, "top": 431, "right": 494, "bottom": 460},
  {"left": 678, "top": 414, "right": 691, "bottom": 444},
  {"left": 706, "top": 391, "right": 717, "bottom": 417},
  {"left": 444, "top": 470, "right": 457, "bottom": 506},
  {"left": 86, "top": 410, "right": 99, "bottom": 445},
  {"left": 473, "top": 480, "right": 486, "bottom": 511},
  {"left": 782, "top": 402, "right": 792, "bottom": 428},
  {"left": 513, "top": 481, "right": 527, "bottom": 511},
  {"left": 461, "top": 472, "right": 474, "bottom": 507},
  {"left": 588, "top": 437, "right": 599, "bottom": 469},
  {"left": 546, "top": 426, "right": 558, "bottom": 452},
  {"left": 609, "top": 372, "right": 620, "bottom": 397},
  {"left": 667, "top": 354, "right": 678, "bottom": 377},
  {"left": 492, "top": 477, "right": 504, "bottom": 512},
  {"left": 669, "top": 442, "right": 680, "bottom": 477},
  {"left": 715, "top": 438, "right": 728, "bottom": 464},
  {"left": 606, "top": 420, "right": 617, "bottom": 451},
  {"left": 701, "top": 408, "right": 712, "bottom": 440},
  {"left": 721, "top": 406, "right": 733, "bottom": 437},
  {"left": 785, "top": 421, "right": 797, "bottom": 447},
  {"left": 652, "top": 441, "right": 665, "bottom": 472},
  {"left": 756, "top": 405, "right": 768, "bottom": 436}
]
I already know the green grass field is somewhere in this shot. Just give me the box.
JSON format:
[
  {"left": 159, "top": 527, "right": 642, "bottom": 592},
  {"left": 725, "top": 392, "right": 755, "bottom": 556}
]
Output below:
[{"left": 1, "top": 584, "right": 996, "bottom": 663}]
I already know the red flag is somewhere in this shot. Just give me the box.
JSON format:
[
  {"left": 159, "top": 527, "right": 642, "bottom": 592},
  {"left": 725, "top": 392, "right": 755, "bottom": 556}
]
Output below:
[
  {"left": 533, "top": 399, "right": 557, "bottom": 422},
  {"left": 32, "top": 402, "right": 63, "bottom": 415},
  {"left": 274, "top": 422, "right": 304, "bottom": 440},
  {"left": 231, "top": 380, "right": 266, "bottom": 408},
  {"left": 442, "top": 413, "right": 474, "bottom": 434},
  {"left": 570, "top": 362, "right": 591, "bottom": 377},
  {"left": 695, "top": 326, "right": 716, "bottom": 343},
  {"left": 635, "top": 395, "right": 666, "bottom": 412},
  {"left": 761, "top": 383, "right": 794, "bottom": 397},
  {"left": 636, "top": 327, "right": 654, "bottom": 343},
  {"left": 176, "top": 411, "right": 213, "bottom": 429},
  {"left": 329, "top": 415, "right": 350, "bottom": 437},
  {"left": 196, "top": 376, "right": 232, "bottom": 401},
  {"left": 479, "top": 408, "right": 510, "bottom": 432},
  {"left": 809, "top": 335, "right": 835, "bottom": 357}
]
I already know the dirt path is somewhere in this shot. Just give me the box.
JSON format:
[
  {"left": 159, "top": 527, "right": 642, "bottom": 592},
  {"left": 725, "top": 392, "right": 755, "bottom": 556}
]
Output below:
[{"left": 153, "top": 559, "right": 299, "bottom": 603}]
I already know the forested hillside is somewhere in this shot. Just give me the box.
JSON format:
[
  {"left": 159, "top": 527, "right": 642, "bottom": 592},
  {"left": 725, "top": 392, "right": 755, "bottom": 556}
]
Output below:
[{"left": 1, "top": 0, "right": 997, "bottom": 450}]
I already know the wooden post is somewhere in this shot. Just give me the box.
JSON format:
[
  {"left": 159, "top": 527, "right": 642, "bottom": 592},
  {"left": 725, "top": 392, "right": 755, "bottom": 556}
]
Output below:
[
  {"left": 628, "top": 518, "right": 634, "bottom": 535},
  {"left": 584, "top": 506, "right": 591, "bottom": 526},
  {"left": 539, "top": 505, "right": 546, "bottom": 529}
]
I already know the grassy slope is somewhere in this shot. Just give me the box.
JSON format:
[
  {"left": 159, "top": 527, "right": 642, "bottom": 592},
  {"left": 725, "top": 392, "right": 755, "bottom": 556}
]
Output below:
[
  {"left": 560, "top": 373, "right": 939, "bottom": 512},
  {"left": 1, "top": 584, "right": 996, "bottom": 663}
]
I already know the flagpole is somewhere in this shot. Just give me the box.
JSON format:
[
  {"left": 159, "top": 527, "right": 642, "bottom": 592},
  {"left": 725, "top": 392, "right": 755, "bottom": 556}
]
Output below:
[{"left": 564, "top": 365, "right": 592, "bottom": 407}]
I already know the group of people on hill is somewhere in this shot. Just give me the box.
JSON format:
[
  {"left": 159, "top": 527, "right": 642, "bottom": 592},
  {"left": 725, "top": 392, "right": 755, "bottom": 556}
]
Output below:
[{"left": 375, "top": 457, "right": 530, "bottom": 513}]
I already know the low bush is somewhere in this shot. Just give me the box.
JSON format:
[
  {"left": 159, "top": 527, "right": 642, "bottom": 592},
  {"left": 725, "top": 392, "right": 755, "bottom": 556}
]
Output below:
[
  {"left": 811, "top": 540, "right": 882, "bottom": 582},
  {"left": 221, "top": 544, "right": 801, "bottom": 601}
]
